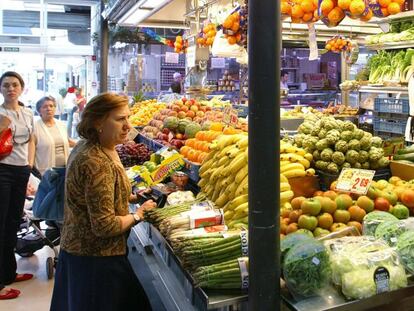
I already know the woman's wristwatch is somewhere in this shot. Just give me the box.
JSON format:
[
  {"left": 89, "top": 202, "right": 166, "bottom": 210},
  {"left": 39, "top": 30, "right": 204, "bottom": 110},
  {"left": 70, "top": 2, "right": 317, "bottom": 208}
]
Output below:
[{"left": 131, "top": 213, "right": 141, "bottom": 225}]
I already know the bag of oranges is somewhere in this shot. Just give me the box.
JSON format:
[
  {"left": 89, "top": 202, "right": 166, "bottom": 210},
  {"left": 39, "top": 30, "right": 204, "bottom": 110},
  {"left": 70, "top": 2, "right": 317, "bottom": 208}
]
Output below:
[
  {"left": 281, "top": 0, "right": 320, "bottom": 23},
  {"left": 197, "top": 22, "right": 217, "bottom": 47},
  {"left": 368, "top": 0, "right": 403, "bottom": 17},
  {"left": 338, "top": 0, "right": 369, "bottom": 18},
  {"left": 325, "top": 36, "right": 351, "bottom": 53},
  {"left": 318, "top": 0, "right": 346, "bottom": 27}
]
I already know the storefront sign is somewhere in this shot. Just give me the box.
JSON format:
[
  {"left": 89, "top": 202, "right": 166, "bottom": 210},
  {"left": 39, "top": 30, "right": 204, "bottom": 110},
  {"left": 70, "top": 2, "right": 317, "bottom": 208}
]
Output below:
[
  {"left": 1, "top": 47, "right": 20, "bottom": 52},
  {"left": 335, "top": 168, "right": 375, "bottom": 195},
  {"left": 165, "top": 52, "right": 179, "bottom": 64},
  {"left": 211, "top": 57, "right": 226, "bottom": 69}
]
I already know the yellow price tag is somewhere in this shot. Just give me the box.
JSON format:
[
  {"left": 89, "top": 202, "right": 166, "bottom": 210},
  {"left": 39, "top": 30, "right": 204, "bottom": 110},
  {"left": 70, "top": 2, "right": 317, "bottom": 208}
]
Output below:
[{"left": 335, "top": 168, "right": 375, "bottom": 195}]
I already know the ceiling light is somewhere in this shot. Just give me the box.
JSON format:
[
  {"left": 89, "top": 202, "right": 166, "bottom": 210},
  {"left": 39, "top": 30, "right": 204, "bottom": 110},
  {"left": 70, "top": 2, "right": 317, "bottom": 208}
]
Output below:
[
  {"left": 139, "top": 0, "right": 168, "bottom": 9},
  {"left": 118, "top": 8, "right": 152, "bottom": 26}
]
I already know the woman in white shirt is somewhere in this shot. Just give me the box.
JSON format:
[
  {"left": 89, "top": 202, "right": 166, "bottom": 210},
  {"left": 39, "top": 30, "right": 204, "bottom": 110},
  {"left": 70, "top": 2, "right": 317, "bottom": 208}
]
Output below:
[
  {"left": 33, "top": 96, "right": 76, "bottom": 176},
  {"left": 0, "top": 71, "right": 35, "bottom": 300}
]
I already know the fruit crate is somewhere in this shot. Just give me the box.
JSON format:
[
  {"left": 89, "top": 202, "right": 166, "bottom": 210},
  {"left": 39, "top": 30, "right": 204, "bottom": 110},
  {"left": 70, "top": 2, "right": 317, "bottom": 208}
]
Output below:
[
  {"left": 135, "top": 133, "right": 164, "bottom": 152},
  {"left": 373, "top": 115, "right": 408, "bottom": 135},
  {"left": 316, "top": 169, "right": 391, "bottom": 191},
  {"left": 374, "top": 98, "right": 409, "bottom": 114}
]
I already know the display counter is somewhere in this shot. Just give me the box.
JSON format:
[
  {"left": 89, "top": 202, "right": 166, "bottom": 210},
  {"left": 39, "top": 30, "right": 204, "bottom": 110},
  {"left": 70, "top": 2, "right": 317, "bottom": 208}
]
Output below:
[{"left": 282, "top": 90, "right": 338, "bottom": 107}]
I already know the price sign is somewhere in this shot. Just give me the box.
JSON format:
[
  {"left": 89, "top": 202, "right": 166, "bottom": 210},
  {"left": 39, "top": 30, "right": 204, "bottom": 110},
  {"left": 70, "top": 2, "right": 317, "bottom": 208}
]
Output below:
[
  {"left": 335, "top": 168, "right": 375, "bottom": 195},
  {"left": 223, "top": 106, "right": 238, "bottom": 126},
  {"left": 211, "top": 57, "right": 226, "bottom": 69},
  {"left": 165, "top": 52, "right": 179, "bottom": 64}
]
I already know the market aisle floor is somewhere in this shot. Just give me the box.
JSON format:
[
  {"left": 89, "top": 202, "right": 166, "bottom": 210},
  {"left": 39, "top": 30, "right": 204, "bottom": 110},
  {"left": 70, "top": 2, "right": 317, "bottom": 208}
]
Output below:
[{"left": 1, "top": 246, "right": 55, "bottom": 310}]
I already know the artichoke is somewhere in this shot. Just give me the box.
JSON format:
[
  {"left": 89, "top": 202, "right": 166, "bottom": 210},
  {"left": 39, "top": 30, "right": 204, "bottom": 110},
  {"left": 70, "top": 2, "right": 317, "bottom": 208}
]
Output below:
[
  {"left": 353, "top": 128, "right": 365, "bottom": 140},
  {"left": 360, "top": 134, "right": 372, "bottom": 151},
  {"left": 335, "top": 140, "right": 349, "bottom": 153},
  {"left": 332, "top": 151, "right": 345, "bottom": 165},
  {"left": 348, "top": 139, "right": 361, "bottom": 151},
  {"left": 315, "top": 160, "right": 329, "bottom": 170},
  {"left": 358, "top": 150, "right": 369, "bottom": 163},
  {"left": 311, "top": 124, "right": 322, "bottom": 137},
  {"left": 316, "top": 139, "right": 329, "bottom": 151},
  {"left": 361, "top": 162, "right": 370, "bottom": 169},
  {"left": 346, "top": 150, "right": 360, "bottom": 164},
  {"left": 321, "top": 148, "right": 334, "bottom": 162},
  {"left": 313, "top": 150, "right": 321, "bottom": 161},
  {"left": 327, "top": 162, "right": 339, "bottom": 174},
  {"left": 340, "top": 130, "right": 354, "bottom": 142},
  {"left": 294, "top": 134, "right": 305, "bottom": 147},
  {"left": 369, "top": 147, "right": 384, "bottom": 162},
  {"left": 298, "top": 122, "right": 313, "bottom": 134},
  {"left": 343, "top": 121, "right": 356, "bottom": 132},
  {"left": 303, "top": 136, "right": 318, "bottom": 152},
  {"left": 378, "top": 157, "right": 390, "bottom": 168},
  {"left": 342, "top": 162, "right": 352, "bottom": 168},
  {"left": 353, "top": 162, "right": 362, "bottom": 169},
  {"left": 318, "top": 129, "right": 328, "bottom": 139},
  {"left": 326, "top": 130, "right": 341, "bottom": 145},
  {"left": 336, "top": 120, "right": 345, "bottom": 132},
  {"left": 371, "top": 136, "right": 383, "bottom": 148}
]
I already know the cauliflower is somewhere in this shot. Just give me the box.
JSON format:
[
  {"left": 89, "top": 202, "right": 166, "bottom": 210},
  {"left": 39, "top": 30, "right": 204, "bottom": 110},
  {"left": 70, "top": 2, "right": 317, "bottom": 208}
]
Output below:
[
  {"left": 360, "top": 134, "right": 372, "bottom": 151},
  {"left": 353, "top": 162, "right": 362, "bottom": 169},
  {"left": 343, "top": 121, "right": 356, "bottom": 132},
  {"left": 298, "top": 122, "right": 313, "bottom": 134},
  {"left": 315, "top": 160, "right": 329, "bottom": 170},
  {"left": 346, "top": 150, "right": 359, "bottom": 164},
  {"left": 318, "top": 129, "right": 328, "bottom": 139},
  {"left": 371, "top": 136, "right": 383, "bottom": 148},
  {"left": 358, "top": 150, "right": 369, "bottom": 163},
  {"left": 340, "top": 131, "right": 354, "bottom": 142},
  {"left": 348, "top": 139, "right": 361, "bottom": 151},
  {"left": 369, "top": 147, "right": 384, "bottom": 162},
  {"left": 316, "top": 139, "right": 329, "bottom": 151},
  {"left": 342, "top": 162, "right": 352, "bottom": 168},
  {"left": 321, "top": 148, "right": 334, "bottom": 162},
  {"left": 326, "top": 130, "right": 341, "bottom": 145},
  {"left": 313, "top": 150, "right": 321, "bottom": 161},
  {"left": 335, "top": 140, "right": 349, "bottom": 153},
  {"left": 353, "top": 129, "right": 365, "bottom": 140},
  {"left": 378, "top": 157, "right": 390, "bottom": 168},
  {"left": 327, "top": 162, "right": 339, "bottom": 174},
  {"left": 361, "top": 162, "right": 370, "bottom": 169},
  {"left": 332, "top": 151, "right": 345, "bottom": 165}
]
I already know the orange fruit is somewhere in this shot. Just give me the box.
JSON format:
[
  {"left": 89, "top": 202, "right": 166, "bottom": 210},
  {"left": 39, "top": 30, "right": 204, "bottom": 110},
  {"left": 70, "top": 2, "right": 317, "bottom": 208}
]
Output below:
[
  {"left": 207, "top": 30, "right": 216, "bottom": 38},
  {"left": 313, "top": 0, "right": 319, "bottom": 9},
  {"left": 223, "top": 17, "right": 233, "bottom": 29},
  {"left": 393, "top": 0, "right": 405, "bottom": 6},
  {"left": 227, "top": 36, "right": 237, "bottom": 45},
  {"left": 349, "top": 0, "right": 366, "bottom": 15},
  {"left": 338, "top": 0, "right": 351, "bottom": 10},
  {"left": 360, "top": 8, "right": 373, "bottom": 21},
  {"left": 387, "top": 2, "right": 401, "bottom": 14},
  {"left": 236, "top": 33, "right": 242, "bottom": 42},
  {"left": 302, "top": 12, "right": 314, "bottom": 22},
  {"left": 231, "top": 22, "right": 240, "bottom": 32},
  {"left": 281, "top": 1, "right": 292, "bottom": 15},
  {"left": 328, "top": 7, "right": 345, "bottom": 23},
  {"left": 301, "top": 0, "right": 315, "bottom": 13},
  {"left": 180, "top": 146, "right": 190, "bottom": 157},
  {"left": 381, "top": 7, "right": 389, "bottom": 15},
  {"left": 291, "top": 4, "right": 305, "bottom": 17},
  {"left": 378, "top": 0, "right": 391, "bottom": 6},
  {"left": 320, "top": 0, "right": 335, "bottom": 15},
  {"left": 325, "top": 43, "right": 332, "bottom": 50},
  {"left": 206, "top": 37, "right": 214, "bottom": 46}
]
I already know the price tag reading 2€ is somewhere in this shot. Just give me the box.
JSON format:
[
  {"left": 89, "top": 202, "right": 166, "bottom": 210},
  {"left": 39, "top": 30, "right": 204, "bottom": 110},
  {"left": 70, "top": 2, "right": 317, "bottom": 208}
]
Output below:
[{"left": 335, "top": 168, "right": 375, "bottom": 195}]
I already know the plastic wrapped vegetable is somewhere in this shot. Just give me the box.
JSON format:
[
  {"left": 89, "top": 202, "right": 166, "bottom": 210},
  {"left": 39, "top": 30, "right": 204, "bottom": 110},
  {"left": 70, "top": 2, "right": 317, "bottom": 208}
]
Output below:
[
  {"left": 375, "top": 220, "right": 408, "bottom": 247},
  {"left": 280, "top": 232, "right": 314, "bottom": 265},
  {"left": 363, "top": 211, "right": 399, "bottom": 236},
  {"left": 283, "top": 240, "right": 331, "bottom": 297},
  {"left": 396, "top": 230, "right": 414, "bottom": 274}
]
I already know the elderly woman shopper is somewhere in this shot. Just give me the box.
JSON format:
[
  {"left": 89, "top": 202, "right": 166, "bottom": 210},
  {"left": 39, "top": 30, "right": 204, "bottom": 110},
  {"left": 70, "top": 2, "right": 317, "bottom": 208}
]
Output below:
[
  {"left": 50, "top": 93, "right": 156, "bottom": 311},
  {"left": 0, "top": 71, "right": 35, "bottom": 300},
  {"left": 33, "top": 96, "right": 75, "bottom": 176}
]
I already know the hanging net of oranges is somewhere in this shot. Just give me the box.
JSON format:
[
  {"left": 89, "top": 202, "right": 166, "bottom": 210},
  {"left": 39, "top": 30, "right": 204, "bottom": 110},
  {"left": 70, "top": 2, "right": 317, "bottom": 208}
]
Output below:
[
  {"left": 222, "top": 11, "right": 242, "bottom": 45},
  {"left": 325, "top": 36, "right": 352, "bottom": 53},
  {"left": 174, "top": 36, "right": 187, "bottom": 53},
  {"left": 280, "top": 0, "right": 320, "bottom": 24},
  {"left": 319, "top": 0, "right": 347, "bottom": 26},
  {"left": 196, "top": 22, "right": 217, "bottom": 47},
  {"left": 368, "top": 0, "right": 404, "bottom": 17}
]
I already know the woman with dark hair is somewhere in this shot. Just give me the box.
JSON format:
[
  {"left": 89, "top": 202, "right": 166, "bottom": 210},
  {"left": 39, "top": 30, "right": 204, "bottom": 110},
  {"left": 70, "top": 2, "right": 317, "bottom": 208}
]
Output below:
[
  {"left": 33, "top": 96, "right": 75, "bottom": 176},
  {"left": 50, "top": 93, "right": 156, "bottom": 310},
  {"left": 0, "top": 71, "right": 35, "bottom": 300}
]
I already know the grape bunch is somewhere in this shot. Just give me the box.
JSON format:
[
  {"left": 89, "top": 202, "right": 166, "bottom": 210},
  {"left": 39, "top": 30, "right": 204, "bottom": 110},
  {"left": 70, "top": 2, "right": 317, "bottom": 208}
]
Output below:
[{"left": 116, "top": 142, "right": 152, "bottom": 168}]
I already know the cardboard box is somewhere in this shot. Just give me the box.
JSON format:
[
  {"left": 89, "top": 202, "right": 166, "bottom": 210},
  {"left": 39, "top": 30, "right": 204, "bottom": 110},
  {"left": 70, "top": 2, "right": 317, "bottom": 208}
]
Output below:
[
  {"left": 303, "top": 73, "right": 326, "bottom": 89},
  {"left": 390, "top": 160, "right": 414, "bottom": 181}
]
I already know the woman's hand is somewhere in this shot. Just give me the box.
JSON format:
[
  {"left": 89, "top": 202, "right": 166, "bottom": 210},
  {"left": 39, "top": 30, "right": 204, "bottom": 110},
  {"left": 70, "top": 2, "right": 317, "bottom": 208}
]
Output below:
[{"left": 135, "top": 199, "right": 157, "bottom": 219}]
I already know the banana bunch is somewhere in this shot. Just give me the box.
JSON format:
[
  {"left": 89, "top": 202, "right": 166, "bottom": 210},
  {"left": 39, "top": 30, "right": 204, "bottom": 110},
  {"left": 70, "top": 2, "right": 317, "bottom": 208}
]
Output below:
[
  {"left": 197, "top": 134, "right": 248, "bottom": 228},
  {"left": 280, "top": 173, "right": 294, "bottom": 207},
  {"left": 280, "top": 141, "right": 315, "bottom": 178}
]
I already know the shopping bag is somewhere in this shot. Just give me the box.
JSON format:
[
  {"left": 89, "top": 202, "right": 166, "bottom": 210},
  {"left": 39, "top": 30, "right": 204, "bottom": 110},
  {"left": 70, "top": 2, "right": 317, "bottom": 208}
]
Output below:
[{"left": 0, "top": 128, "right": 13, "bottom": 160}]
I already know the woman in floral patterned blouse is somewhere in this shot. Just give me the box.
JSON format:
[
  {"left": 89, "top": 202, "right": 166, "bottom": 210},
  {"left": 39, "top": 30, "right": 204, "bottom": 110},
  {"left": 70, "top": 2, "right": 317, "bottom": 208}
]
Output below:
[{"left": 50, "top": 93, "right": 156, "bottom": 311}]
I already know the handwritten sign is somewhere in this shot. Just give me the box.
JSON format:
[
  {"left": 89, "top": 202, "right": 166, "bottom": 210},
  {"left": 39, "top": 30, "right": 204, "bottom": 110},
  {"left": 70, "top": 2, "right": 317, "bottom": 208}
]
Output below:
[
  {"left": 165, "top": 52, "right": 179, "bottom": 64},
  {"left": 335, "top": 168, "right": 375, "bottom": 195},
  {"left": 211, "top": 57, "right": 226, "bottom": 69},
  {"left": 223, "top": 106, "right": 239, "bottom": 126}
]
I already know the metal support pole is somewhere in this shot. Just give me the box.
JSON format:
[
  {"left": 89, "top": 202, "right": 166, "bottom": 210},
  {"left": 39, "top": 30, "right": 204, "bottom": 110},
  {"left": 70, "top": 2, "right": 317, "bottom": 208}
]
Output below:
[
  {"left": 99, "top": 2, "right": 109, "bottom": 93},
  {"left": 248, "top": 0, "right": 280, "bottom": 310}
]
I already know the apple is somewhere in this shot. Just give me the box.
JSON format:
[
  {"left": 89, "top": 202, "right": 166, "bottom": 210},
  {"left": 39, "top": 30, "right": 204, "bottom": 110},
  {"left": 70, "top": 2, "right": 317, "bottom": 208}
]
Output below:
[
  {"left": 289, "top": 210, "right": 302, "bottom": 223},
  {"left": 301, "top": 198, "right": 322, "bottom": 216},
  {"left": 374, "top": 197, "right": 390, "bottom": 212},
  {"left": 334, "top": 210, "right": 351, "bottom": 224},
  {"left": 162, "top": 128, "right": 170, "bottom": 135},
  {"left": 296, "top": 228, "right": 314, "bottom": 237},
  {"left": 347, "top": 221, "right": 362, "bottom": 234},
  {"left": 313, "top": 191, "right": 324, "bottom": 197},
  {"left": 376, "top": 179, "right": 389, "bottom": 190},
  {"left": 313, "top": 227, "right": 330, "bottom": 238},
  {"left": 335, "top": 194, "right": 353, "bottom": 210},
  {"left": 291, "top": 196, "right": 306, "bottom": 210},
  {"left": 400, "top": 189, "right": 414, "bottom": 210},
  {"left": 356, "top": 195, "right": 375, "bottom": 213},
  {"left": 389, "top": 176, "right": 402, "bottom": 185},
  {"left": 348, "top": 205, "right": 366, "bottom": 222},
  {"left": 330, "top": 223, "right": 348, "bottom": 232},
  {"left": 323, "top": 190, "right": 338, "bottom": 200},
  {"left": 389, "top": 204, "right": 410, "bottom": 219},
  {"left": 280, "top": 222, "right": 288, "bottom": 235},
  {"left": 286, "top": 223, "right": 298, "bottom": 234},
  {"left": 281, "top": 206, "right": 293, "bottom": 218},
  {"left": 177, "top": 111, "right": 187, "bottom": 119},
  {"left": 317, "top": 213, "right": 334, "bottom": 230},
  {"left": 298, "top": 215, "right": 318, "bottom": 231},
  {"left": 320, "top": 197, "right": 337, "bottom": 214},
  {"left": 367, "top": 186, "right": 382, "bottom": 200},
  {"left": 380, "top": 190, "right": 398, "bottom": 206},
  {"left": 190, "top": 105, "right": 199, "bottom": 112}
]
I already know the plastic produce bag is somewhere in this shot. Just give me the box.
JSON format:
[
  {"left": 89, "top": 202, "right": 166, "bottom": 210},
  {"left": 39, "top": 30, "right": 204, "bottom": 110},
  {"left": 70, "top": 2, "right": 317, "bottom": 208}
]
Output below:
[
  {"left": 340, "top": 0, "right": 369, "bottom": 18},
  {"left": 324, "top": 36, "right": 351, "bottom": 53},
  {"left": 396, "top": 230, "right": 414, "bottom": 274},
  {"left": 285, "top": 0, "right": 320, "bottom": 24},
  {"left": 362, "top": 210, "right": 399, "bottom": 236},
  {"left": 374, "top": 218, "right": 414, "bottom": 247},
  {"left": 283, "top": 239, "right": 331, "bottom": 298},
  {"left": 368, "top": 0, "right": 404, "bottom": 17},
  {"left": 318, "top": 0, "right": 346, "bottom": 27}
]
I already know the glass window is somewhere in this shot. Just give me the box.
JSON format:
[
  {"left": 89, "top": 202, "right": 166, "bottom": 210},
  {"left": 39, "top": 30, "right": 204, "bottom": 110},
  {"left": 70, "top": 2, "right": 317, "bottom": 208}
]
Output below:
[{"left": 1, "top": 0, "right": 41, "bottom": 36}]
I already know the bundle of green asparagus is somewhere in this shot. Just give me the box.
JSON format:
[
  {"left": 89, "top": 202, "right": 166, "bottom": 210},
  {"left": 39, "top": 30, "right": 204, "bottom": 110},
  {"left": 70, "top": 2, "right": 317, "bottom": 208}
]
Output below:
[{"left": 193, "top": 257, "right": 249, "bottom": 289}]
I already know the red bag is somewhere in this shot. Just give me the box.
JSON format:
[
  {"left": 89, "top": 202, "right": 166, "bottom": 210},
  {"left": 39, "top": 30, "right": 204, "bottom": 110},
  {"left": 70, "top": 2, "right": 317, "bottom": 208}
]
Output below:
[{"left": 0, "top": 128, "right": 13, "bottom": 160}]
